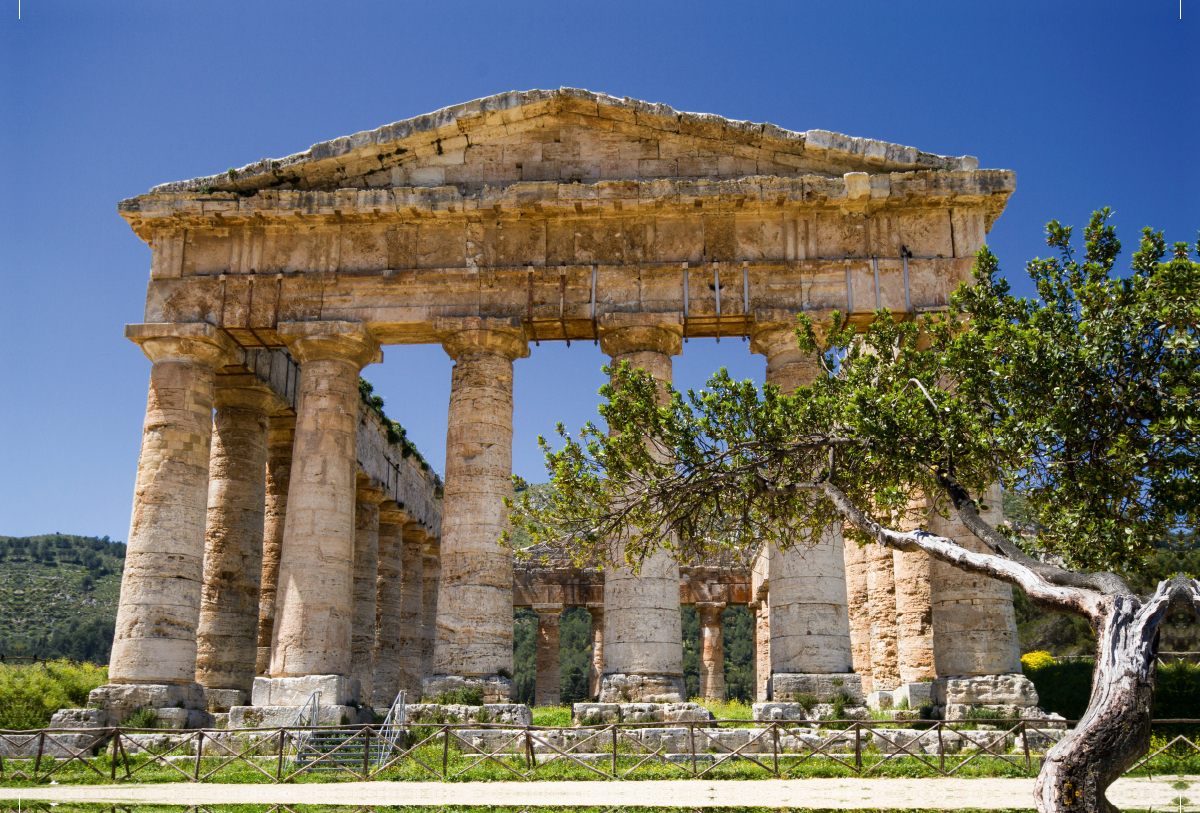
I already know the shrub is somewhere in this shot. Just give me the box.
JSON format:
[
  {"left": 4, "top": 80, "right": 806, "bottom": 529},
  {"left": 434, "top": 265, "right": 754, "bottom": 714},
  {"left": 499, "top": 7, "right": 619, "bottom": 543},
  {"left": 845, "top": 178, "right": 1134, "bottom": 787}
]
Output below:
[
  {"left": 0, "top": 660, "right": 107, "bottom": 730},
  {"left": 1021, "top": 650, "right": 1056, "bottom": 670},
  {"left": 124, "top": 707, "right": 159, "bottom": 729},
  {"left": 793, "top": 693, "right": 818, "bottom": 713},
  {"left": 1023, "top": 658, "right": 1095, "bottom": 719},
  {"left": 434, "top": 686, "right": 484, "bottom": 706}
]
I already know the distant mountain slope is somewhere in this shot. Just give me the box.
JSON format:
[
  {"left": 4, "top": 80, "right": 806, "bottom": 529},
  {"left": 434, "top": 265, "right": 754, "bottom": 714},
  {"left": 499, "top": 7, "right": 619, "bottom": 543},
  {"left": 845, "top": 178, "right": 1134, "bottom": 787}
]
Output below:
[{"left": 0, "top": 535, "right": 126, "bottom": 663}]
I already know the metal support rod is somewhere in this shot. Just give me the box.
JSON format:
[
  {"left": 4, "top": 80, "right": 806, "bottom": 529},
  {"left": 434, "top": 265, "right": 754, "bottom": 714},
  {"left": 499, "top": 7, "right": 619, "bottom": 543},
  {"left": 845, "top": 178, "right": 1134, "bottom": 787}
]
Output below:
[{"left": 742, "top": 261, "right": 750, "bottom": 341}]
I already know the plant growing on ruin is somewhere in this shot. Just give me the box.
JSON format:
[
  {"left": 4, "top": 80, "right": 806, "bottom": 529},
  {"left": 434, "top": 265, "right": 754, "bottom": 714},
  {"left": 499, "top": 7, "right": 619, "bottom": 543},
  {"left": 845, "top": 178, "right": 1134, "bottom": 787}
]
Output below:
[{"left": 509, "top": 212, "right": 1200, "bottom": 813}]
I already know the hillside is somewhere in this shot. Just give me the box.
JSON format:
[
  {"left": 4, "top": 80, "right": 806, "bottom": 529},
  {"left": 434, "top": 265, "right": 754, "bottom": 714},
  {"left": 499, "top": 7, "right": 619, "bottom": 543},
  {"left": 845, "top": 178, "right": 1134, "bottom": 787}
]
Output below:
[{"left": 0, "top": 534, "right": 125, "bottom": 663}]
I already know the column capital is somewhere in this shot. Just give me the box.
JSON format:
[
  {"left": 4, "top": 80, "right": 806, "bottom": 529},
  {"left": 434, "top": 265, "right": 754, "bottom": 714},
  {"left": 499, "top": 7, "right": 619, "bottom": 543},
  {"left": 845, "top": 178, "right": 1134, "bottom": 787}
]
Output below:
[
  {"left": 533, "top": 603, "right": 564, "bottom": 616},
  {"left": 355, "top": 479, "right": 387, "bottom": 506},
  {"left": 125, "top": 322, "right": 238, "bottom": 368},
  {"left": 435, "top": 316, "right": 529, "bottom": 362},
  {"left": 749, "top": 309, "right": 842, "bottom": 360},
  {"left": 597, "top": 313, "right": 683, "bottom": 358},
  {"left": 214, "top": 374, "right": 287, "bottom": 413},
  {"left": 694, "top": 601, "right": 727, "bottom": 615},
  {"left": 277, "top": 321, "right": 382, "bottom": 368},
  {"left": 378, "top": 501, "right": 410, "bottom": 525}
]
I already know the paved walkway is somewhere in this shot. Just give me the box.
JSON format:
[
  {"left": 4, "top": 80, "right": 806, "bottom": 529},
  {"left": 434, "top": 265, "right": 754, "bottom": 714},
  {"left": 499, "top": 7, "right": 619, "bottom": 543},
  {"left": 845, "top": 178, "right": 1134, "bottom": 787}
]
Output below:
[{"left": 1, "top": 777, "right": 1196, "bottom": 809}]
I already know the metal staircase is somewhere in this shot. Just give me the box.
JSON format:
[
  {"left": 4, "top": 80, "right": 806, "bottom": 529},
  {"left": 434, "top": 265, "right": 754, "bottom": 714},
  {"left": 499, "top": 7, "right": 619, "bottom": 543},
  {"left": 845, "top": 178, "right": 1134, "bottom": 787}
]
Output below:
[{"left": 291, "top": 690, "right": 407, "bottom": 774}]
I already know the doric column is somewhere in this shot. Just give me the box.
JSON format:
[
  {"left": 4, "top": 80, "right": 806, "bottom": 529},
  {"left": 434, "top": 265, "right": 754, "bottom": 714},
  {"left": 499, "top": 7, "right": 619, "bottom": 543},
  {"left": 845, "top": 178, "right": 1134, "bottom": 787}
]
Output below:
[
  {"left": 866, "top": 544, "right": 901, "bottom": 692},
  {"left": 264, "top": 321, "right": 381, "bottom": 711},
  {"left": 351, "top": 481, "right": 386, "bottom": 709},
  {"left": 895, "top": 548, "right": 935, "bottom": 684},
  {"left": 750, "top": 314, "right": 857, "bottom": 702},
  {"left": 929, "top": 484, "right": 1022, "bottom": 677},
  {"left": 93, "top": 323, "right": 234, "bottom": 724},
  {"left": 842, "top": 539, "right": 873, "bottom": 695},
  {"left": 424, "top": 317, "right": 527, "bottom": 703},
  {"left": 256, "top": 415, "right": 294, "bottom": 677},
  {"left": 370, "top": 504, "right": 406, "bottom": 708},
  {"left": 420, "top": 541, "right": 440, "bottom": 692},
  {"left": 596, "top": 314, "right": 686, "bottom": 704},
  {"left": 587, "top": 604, "right": 604, "bottom": 700},
  {"left": 195, "top": 377, "right": 279, "bottom": 710},
  {"left": 696, "top": 601, "right": 726, "bottom": 702},
  {"left": 534, "top": 604, "right": 563, "bottom": 707},
  {"left": 394, "top": 522, "right": 427, "bottom": 699}
]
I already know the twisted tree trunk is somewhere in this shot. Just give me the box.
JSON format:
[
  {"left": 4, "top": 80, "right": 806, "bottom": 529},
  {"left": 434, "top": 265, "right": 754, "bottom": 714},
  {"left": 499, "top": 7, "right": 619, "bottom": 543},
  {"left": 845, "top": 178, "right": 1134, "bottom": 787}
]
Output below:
[{"left": 817, "top": 480, "right": 1200, "bottom": 813}]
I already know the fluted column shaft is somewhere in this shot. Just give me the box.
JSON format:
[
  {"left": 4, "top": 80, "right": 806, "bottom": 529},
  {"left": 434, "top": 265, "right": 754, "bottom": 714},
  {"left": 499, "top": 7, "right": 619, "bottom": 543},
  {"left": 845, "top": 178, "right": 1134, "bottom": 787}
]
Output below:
[
  {"left": 696, "top": 602, "right": 726, "bottom": 702},
  {"left": 351, "top": 483, "right": 385, "bottom": 707},
  {"left": 110, "top": 324, "right": 233, "bottom": 685},
  {"left": 597, "top": 318, "right": 685, "bottom": 703},
  {"left": 420, "top": 545, "right": 440, "bottom": 687},
  {"left": 753, "top": 599, "right": 771, "bottom": 702},
  {"left": 370, "top": 506, "right": 406, "bottom": 708},
  {"left": 751, "top": 321, "right": 853, "bottom": 678},
  {"left": 587, "top": 605, "right": 603, "bottom": 700},
  {"left": 430, "top": 321, "right": 528, "bottom": 692},
  {"left": 843, "top": 540, "right": 873, "bottom": 694},
  {"left": 866, "top": 543, "right": 901, "bottom": 691},
  {"left": 270, "top": 322, "right": 381, "bottom": 682},
  {"left": 534, "top": 605, "right": 562, "bottom": 707},
  {"left": 257, "top": 417, "right": 294, "bottom": 676},
  {"left": 196, "top": 380, "right": 277, "bottom": 696}
]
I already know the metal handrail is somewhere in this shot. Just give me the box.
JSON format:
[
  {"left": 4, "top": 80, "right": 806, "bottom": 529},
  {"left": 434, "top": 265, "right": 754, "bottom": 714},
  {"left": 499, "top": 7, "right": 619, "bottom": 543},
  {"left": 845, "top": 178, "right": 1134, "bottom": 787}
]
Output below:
[
  {"left": 284, "top": 690, "right": 321, "bottom": 770},
  {"left": 373, "top": 690, "right": 407, "bottom": 766}
]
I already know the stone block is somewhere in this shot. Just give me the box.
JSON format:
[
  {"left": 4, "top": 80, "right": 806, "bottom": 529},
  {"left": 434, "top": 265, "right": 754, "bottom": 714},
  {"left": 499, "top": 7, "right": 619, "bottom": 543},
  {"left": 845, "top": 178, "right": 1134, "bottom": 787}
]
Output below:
[
  {"left": 597, "top": 673, "right": 685, "bottom": 703},
  {"left": 893, "top": 681, "right": 935, "bottom": 710},
  {"left": 663, "top": 702, "right": 715, "bottom": 724},
  {"left": 619, "top": 703, "right": 664, "bottom": 724},
  {"left": 420, "top": 674, "right": 513, "bottom": 704},
  {"left": 403, "top": 703, "right": 531, "bottom": 727},
  {"left": 48, "top": 708, "right": 106, "bottom": 728},
  {"left": 227, "top": 704, "right": 357, "bottom": 728},
  {"left": 251, "top": 675, "right": 361, "bottom": 707},
  {"left": 866, "top": 690, "right": 893, "bottom": 711},
  {"left": 87, "top": 682, "right": 207, "bottom": 726},
  {"left": 770, "top": 672, "right": 863, "bottom": 703},
  {"left": 204, "top": 688, "right": 248, "bottom": 713},
  {"left": 932, "top": 674, "right": 1038, "bottom": 707},
  {"left": 155, "top": 708, "right": 192, "bottom": 729},
  {"left": 812, "top": 703, "right": 871, "bottom": 721},
  {"left": 752, "top": 702, "right": 807, "bottom": 722},
  {"left": 941, "top": 703, "right": 1028, "bottom": 721},
  {"left": 572, "top": 703, "right": 621, "bottom": 725}
]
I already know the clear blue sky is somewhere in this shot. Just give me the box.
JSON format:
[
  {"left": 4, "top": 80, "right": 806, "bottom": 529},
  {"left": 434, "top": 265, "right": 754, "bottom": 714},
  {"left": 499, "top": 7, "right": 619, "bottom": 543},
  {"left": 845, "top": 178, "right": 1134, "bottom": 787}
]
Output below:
[{"left": 1, "top": 1, "right": 1195, "bottom": 541}]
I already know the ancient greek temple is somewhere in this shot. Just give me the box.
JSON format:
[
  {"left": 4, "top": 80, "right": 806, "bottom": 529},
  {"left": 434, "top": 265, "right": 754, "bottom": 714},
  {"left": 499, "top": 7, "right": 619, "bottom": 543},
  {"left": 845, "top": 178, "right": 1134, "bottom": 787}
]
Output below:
[{"left": 92, "top": 88, "right": 1031, "bottom": 727}]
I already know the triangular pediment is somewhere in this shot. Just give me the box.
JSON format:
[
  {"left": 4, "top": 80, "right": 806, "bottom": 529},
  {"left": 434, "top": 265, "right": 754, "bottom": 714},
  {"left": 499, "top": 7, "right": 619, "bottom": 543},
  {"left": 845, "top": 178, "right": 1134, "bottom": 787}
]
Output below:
[{"left": 148, "top": 88, "right": 981, "bottom": 196}]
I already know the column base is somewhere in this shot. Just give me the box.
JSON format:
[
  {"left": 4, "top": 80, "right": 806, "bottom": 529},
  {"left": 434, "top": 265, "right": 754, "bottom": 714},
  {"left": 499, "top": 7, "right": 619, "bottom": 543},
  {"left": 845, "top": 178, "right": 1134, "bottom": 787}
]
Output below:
[
  {"left": 867, "top": 681, "right": 936, "bottom": 711},
  {"left": 597, "top": 673, "right": 685, "bottom": 703},
  {"left": 421, "top": 674, "right": 513, "bottom": 704},
  {"left": 228, "top": 704, "right": 365, "bottom": 728},
  {"left": 251, "top": 674, "right": 361, "bottom": 707},
  {"left": 202, "top": 687, "right": 249, "bottom": 713},
  {"left": 87, "top": 683, "right": 213, "bottom": 728},
  {"left": 930, "top": 673, "right": 1039, "bottom": 720},
  {"left": 769, "top": 672, "right": 863, "bottom": 703}
]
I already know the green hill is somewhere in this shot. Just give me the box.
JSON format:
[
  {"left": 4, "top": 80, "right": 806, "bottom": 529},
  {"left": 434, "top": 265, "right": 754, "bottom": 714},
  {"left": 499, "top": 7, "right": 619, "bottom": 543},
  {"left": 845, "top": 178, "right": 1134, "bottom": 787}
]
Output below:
[{"left": 0, "top": 534, "right": 126, "bottom": 663}]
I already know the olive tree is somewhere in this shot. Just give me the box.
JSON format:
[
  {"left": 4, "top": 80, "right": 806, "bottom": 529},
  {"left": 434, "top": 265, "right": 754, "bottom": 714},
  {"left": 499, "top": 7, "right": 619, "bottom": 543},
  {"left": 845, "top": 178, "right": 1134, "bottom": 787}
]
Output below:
[{"left": 508, "top": 212, "right": 1199, "bottom": 813}]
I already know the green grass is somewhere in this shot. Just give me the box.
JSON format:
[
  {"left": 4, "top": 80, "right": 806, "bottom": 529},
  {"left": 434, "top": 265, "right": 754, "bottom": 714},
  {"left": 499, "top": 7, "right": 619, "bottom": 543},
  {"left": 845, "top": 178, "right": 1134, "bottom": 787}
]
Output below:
[
  {"left": 532, "top": 706, "right": 573, "bottom": 726},
  {"left": 695, "top": 698, "right": 753, "bottom": 723}
]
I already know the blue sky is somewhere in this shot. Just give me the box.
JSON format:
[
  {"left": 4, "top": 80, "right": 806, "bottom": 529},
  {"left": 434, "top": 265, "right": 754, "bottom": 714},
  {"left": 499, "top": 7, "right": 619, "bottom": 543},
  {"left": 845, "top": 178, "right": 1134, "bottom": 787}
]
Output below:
[{"left": 1, "top": 1, "right": 1196, "bottom": 541}]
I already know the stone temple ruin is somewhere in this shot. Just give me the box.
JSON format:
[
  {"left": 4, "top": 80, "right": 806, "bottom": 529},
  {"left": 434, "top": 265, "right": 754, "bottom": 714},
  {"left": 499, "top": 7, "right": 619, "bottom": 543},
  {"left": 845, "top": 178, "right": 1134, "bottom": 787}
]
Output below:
[{"left": 88, "top": 88, "right": 1039, "bottom": 730}]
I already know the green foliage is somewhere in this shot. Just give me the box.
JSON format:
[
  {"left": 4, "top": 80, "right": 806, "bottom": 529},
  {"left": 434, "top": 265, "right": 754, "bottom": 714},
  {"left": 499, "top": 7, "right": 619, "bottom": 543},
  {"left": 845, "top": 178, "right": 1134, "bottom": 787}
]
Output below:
[
  {"left": 1153, "top": 661, "right": 1200, "bottom": 719},
  {"left": 433, "top": 686, "right": 483, "bottom": 706},
  {"left": 0, "top": 660, "right": 108, "bottom": 730},
  {"left": 0, "top": 534, "right": 125, "bottom": 662},
  {"left": 513, "top": 606, "right": 592, "bottom": 707},
  {"left": 123, "top": 707, "right": 160, "bottom": 730},
  {"left": 531, "top": 706, "right": 572, "bottom": 726},
  {"left": 1022, "top": 657, "right": 1200, "bottom": 721},
  {"left": 682, "top": 604, "right": 755, "bottom": 702}
]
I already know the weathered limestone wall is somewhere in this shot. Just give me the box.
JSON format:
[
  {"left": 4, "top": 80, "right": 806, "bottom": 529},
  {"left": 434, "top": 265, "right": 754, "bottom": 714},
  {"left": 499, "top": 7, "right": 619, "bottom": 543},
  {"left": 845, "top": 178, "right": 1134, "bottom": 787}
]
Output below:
[
  {"left": 109, "top": 324, "right": 233, "bottom": 688},
  {"left": 195, "top": 379, "right": 276, "bottom": 702},
  {"left": 930, "top": 485, "right": 1021, "bottom": 677},
  {"left": 269, "top": 322, "right": 381, "bottom": 684},
  {"left": 256, "top": 416, "right": 294, "bottom": 676},
  {"left": 598, "top": 317, "right": 685, "bottom": 703},
  {"left": 428, "top": 319, "right": 526, "bottom": 698}
]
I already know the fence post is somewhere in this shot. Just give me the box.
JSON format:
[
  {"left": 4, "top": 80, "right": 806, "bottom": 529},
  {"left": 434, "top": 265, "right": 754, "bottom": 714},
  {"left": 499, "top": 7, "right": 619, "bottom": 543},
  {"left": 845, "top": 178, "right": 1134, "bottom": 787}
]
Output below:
[
  {"left": 854, "top": 723, "right": 861, "bottom": 771},
  {"left": 938, "top": 723, "right": 945, "bottom": 774},
  {"left": 194, "top": 730, "right": 204, "bottom": 779},
  {"left": 33, "top": 730, "right": 45, "bottom": 778},
  {"left": 442, "top": 726, "right": 449, "bottom": 777},
  {"left": 1022, "top": 721, "right": 1031, "bottom": 771},
  {"left": 611, "top": 725, "right": 618, "bottom": 777},
  {"left": 689, "top": 723, "right": 696, "bottom": 775},
  {"left": 363, "top": 725, "right": 371, "bottom": 778},
  {"left": 772, "top": 723, "right": 779, "bottom": 776},
  {"left": 276, "top": 727, "right": 286, "bottom": 782},
  {"left": 110, "top": 729, "right": 118, "bottom": 781}
]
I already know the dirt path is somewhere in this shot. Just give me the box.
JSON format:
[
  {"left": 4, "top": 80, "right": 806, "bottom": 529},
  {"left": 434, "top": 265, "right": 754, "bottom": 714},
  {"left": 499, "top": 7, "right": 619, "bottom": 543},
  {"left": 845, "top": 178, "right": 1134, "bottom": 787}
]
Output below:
[{"left": 1, "top": 776, "right": 1195, "bottom": 809}]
